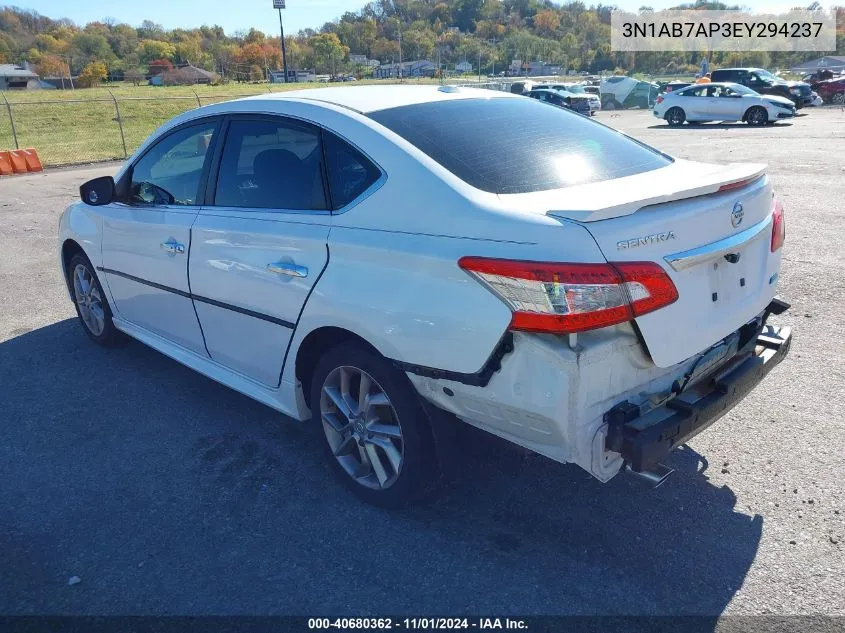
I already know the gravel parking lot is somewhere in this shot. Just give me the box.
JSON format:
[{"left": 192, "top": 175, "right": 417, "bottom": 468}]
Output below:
[{"left": 1, "top": 107, "right": 843, "bottom": 618}]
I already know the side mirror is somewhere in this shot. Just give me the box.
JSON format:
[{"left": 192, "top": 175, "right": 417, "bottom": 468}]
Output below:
[{"left": 80, "top": 176, "right": 115, "bottom": 206}]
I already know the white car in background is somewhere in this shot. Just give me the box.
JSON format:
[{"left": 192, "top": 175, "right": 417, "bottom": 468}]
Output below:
[
  {"left": 654, "top": 82, "right": 796, "bottom": 126},
  {"left": 59, "top": 86, "right": 791, "bottom": 506}
]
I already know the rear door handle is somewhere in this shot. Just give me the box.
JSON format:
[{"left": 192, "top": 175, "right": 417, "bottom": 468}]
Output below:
[
  {"left": 267, "top": 261, "right": 308, "bottom": 278},
  {"left": 160, "top": 239, "right": 185, "bottom": 254}
]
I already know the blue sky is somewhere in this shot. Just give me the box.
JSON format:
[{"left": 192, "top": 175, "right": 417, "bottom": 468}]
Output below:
[{"left": 14, "top": 0, "right": 793, "bottom": 35}]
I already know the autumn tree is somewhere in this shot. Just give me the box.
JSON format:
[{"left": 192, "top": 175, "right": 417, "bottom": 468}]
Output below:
[
  {"left": 534, "top": 10, "right": 560, "bottom": 36},
  {"left": 311, "top": 32, "right": 349, "bottom": 75},
  {"left": 147, "top": 57, "right": 173, "bottom": 75},
  {"left": 35, "top": 54, "right": 69, "bottom": 77},
  {"left": 138, "top": 38, "right": 175, "bottom": 63},
  {"left": 77, "top": 60, "right": 107, "bottom": 87}
]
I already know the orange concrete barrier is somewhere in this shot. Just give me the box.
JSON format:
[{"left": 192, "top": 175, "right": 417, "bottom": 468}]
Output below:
[
  {"left": 17, "top": 148, "right": 43, "bottom": 172},
  {"left": 0, "top": 151, "right": 12, "bottom": 175},
  {"left": 8, "top": 150, "right": 27, "bottom": 173}
]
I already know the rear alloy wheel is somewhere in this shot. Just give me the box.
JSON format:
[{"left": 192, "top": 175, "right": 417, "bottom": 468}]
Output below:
[
  {"left": 745, "top": 106, "right": 768, "bottom": 126},
  {"left": 833, "top": 92, "right": 845, "bottom": 106},
  {"left": 665, "top": 107, "right": 685, "bottom": 126},
  {"left": 311, "top": 342, "right": 435, "bottom": 507},
  {"left": 68, "top": 252, "right": 125, "bottom": 346}
]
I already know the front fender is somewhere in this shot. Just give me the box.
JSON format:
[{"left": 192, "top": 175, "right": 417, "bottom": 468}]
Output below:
[{"left": 59, "top": 201, "right": 103, "bottom": 299}]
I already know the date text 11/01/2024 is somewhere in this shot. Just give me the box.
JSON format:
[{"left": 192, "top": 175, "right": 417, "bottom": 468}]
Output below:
[{"left": 307, "top": 618, "right": 528, "bottom": 630}]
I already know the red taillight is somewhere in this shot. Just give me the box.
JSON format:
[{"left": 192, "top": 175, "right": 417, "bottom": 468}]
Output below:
[
  {"left": 771, "top": 199, "right": 785, "bottom": 252},
  {"left": 656, "top": 95, "right": 664, "bottom": 104},
  {"left": 457, "top": 257, "right": 678, "bottom": 334},
  {"left": 718, "top": 175, "right": 763, "bottom": 193}
]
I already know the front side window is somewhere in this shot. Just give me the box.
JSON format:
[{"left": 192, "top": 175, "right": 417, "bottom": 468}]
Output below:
[
  {"left": 368, "top": 98, "right": 672, "bottom": 194},
  {"left": 322, "top": 131, "right": 381, "bottom": 209},
  {"left": 214, "top": 118, "right": 327, "bottom": 210},
  {"left": 129, "top": 122, "right": 217, "bottom": 206}
]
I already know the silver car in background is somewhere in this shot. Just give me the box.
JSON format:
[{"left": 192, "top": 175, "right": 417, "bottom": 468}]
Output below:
[{"left": 653, "top": 82, "right": 796, "bottom": 126}]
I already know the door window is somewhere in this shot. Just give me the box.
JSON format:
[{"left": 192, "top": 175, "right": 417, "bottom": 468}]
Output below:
[
  {"left": 213, "top": 118, "right": 328, "bottom": 211},
  {"left": 322, "top": 131, "right": 381, "bottom": 210},
  {"left": 129, "top": 122, "right": 217, "bottom": 206}
]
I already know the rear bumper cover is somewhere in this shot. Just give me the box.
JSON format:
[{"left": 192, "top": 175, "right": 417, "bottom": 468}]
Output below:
[{"left": 605, "top": 307, "right": 792, "bottom": 472}]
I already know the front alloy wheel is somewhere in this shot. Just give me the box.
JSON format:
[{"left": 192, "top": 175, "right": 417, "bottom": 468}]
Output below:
[
  {"left": 320, "top": 366, "right": 404, "bottom": 490},
  {"left": 73, "top": 263, "right": 106, "bottom": 337},
  {"left": 68, "top": 252, "right": 124, "bottom": 346},
  {"left": 746, "top": 106, "right": 768, "bottom": 126}
]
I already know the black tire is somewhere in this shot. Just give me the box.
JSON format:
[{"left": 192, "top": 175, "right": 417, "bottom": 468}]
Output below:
[
  {"left": 68, "top": 252, "right": 125, "bottom": 347},
  {"left": 745, "top": 106, "right": 768, "bottom": 126},
  {"left": 665, "top": 107, "right": 685, "bottom": 126},
  {"left": 310, "top": 341, "right": 436, "bottom": 507}
]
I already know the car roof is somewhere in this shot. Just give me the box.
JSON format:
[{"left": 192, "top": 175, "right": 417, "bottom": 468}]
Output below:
[{"left": 236, "top": 84, "right": 519, "bottom": 114}]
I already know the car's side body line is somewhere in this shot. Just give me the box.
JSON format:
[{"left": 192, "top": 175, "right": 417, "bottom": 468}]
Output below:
[{"left": 96, "top": 267, "right": 296, "bottom": 329}]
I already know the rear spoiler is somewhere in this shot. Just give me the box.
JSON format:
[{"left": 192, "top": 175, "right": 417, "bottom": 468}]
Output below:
[{"left": 540, "top": 160, "right": 767, "bottom": 223}]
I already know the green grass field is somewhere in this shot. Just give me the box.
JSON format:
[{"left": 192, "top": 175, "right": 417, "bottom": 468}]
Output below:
[{"left": 0, "top": 79, "right": 444, "bottom": 166}]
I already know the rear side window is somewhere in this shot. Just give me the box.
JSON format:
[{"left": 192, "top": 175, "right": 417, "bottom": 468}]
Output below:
[
  {"left": 368, "top": 98, "right": 671, "bottom": 194},
  {"left": 322, "top": 131, "right": 381, "bottom": 209},
  {"left": 214, "top": 118, "right": 327, "bottom": 211}
]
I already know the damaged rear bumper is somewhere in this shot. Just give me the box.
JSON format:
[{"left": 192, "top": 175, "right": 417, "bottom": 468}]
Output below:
[{"left": 605, "top": 314, "right": 792, "bottom": 473}]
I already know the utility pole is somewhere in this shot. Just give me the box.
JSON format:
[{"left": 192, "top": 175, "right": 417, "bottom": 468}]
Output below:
[
  {"left": 275, "top": 0, "right": 289, "bottom": 82},
  {"left": 398, "top": 26, "right": 402, "bottom": 80}
]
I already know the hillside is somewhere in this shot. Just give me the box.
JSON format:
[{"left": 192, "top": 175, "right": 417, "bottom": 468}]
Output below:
[{"left": 0, "top": 1, "right": 842, "bottom": 84}]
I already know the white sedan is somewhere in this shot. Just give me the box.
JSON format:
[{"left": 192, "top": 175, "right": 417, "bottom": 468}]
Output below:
[
  {"left": 60, "top": 85, "right": 791, "bottom": 506},
  {"left": 653, "top": 82, "right": 796, "bottom": 126}
]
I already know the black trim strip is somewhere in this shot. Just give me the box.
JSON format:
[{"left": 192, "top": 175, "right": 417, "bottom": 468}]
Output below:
[
  {"left": 98, "top": 267, "right": 191, "bottom": 298},
  {"left": 392, "top": 332, "right": 514, "bottom": 388},
  {"left": 192, "top": 293, "right": 295, "bottom": 329},
  {"left": 97, "top": 267, "right": 295, "bottom": 329}
]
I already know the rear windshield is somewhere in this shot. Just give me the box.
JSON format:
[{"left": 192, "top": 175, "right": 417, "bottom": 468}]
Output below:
[{"left": 368, "top": 98, "right": 672, "bottom": 194}]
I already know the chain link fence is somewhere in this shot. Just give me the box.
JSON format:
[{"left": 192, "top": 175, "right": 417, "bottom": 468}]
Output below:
[{"left": 0, "top": 90, "right": 296, "bottom": 167}]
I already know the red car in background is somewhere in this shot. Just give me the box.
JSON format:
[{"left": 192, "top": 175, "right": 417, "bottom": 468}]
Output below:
[{"left": 815, "top": 77, "right": 845, "bottom": 105}]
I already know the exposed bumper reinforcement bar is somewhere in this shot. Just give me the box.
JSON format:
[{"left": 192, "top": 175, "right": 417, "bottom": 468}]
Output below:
[{"left": 605, "top": 316, "right": 792, "bottom": 473}]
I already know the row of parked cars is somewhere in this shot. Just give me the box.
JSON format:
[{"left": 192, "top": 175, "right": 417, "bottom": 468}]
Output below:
[
  {"left": 510, "top": 81, "right": 601, "bottom": 116},
  {"left": 654, "top": 67, "right": 843, "bottom": 126}
]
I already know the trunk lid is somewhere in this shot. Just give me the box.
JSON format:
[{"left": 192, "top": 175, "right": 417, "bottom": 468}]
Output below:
[{"left": 532, "top": 162, "right": 781, "bottom": 367}]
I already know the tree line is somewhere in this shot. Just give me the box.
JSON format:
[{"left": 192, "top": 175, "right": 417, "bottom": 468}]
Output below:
[{"left": 0, "top": 1, "right": 842, "bottom": 87}]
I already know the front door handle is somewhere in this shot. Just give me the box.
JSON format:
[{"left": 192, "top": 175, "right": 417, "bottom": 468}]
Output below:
[
  {"left": 160, "top": 239, "right": 185, "bottom": 254},
  {"left": 267, "top": 261, "right": 308, "bottom": 278}
]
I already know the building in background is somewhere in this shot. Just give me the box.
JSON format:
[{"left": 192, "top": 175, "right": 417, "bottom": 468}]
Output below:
[
  {"left": 789, "top": 56, "right": 845, "bottom": 74},
  {"left": 269, "top": 69, "right": 317, "bottom": 83},
  {"left": 374, "top": 60, "right": 436, "bottom": 78},
  {"left": 0, "top": 64, "right": 39, "bottom": 89},
  {"left": 158, "top": 64, "right": 216, "bottom": 86}
]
